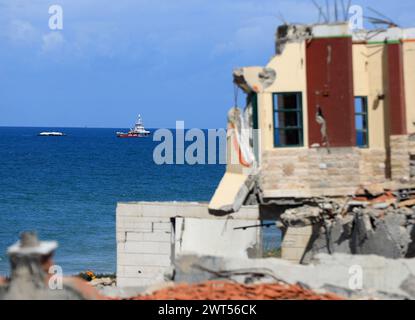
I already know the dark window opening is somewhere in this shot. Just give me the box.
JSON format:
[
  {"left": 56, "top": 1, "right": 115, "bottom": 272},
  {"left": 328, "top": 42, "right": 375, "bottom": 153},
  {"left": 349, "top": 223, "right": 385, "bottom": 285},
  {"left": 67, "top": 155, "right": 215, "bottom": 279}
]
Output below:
[
  {"left": 250, "top": 93, "right": 258, "bottom": 130},
  {"left": 273, "top": 93, "right": 303, "bottom": 147},
  {"left": 355, "top": 97, "right": 368, "bottom": 148}
]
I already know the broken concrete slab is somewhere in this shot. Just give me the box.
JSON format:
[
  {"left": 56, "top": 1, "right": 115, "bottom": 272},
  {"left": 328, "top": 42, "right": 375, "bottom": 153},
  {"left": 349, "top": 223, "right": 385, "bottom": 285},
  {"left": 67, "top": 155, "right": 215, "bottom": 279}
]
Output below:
[
  {"left": 208, "top": 171, "right": 256, "bottom": 215},
  {"left": 302, "top": 210, "right": 412, "bottom": 262},
  {"left": 174, "top": 253, "right": 415, "bottom": 299},
  {"left": 281, "top": 195, "right": 415, "bottom": 263},
  {"left": 400, "top": 275, "right": 415, "bottom": 298},
  {"left": 364, "top": 184, "right": 386, "bottom": 197},
  {"left": 280, "top": 205, "right": 322, "bottom": 227}
]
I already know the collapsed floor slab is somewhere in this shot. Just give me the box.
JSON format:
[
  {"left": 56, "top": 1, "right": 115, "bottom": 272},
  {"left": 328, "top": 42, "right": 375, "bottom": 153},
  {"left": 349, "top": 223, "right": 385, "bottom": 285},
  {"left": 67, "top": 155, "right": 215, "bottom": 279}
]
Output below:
[
  {"left": 173, "top": 253, "right": 415, "bottom": 300},
  {"left": 275, "top": 188, "right": 415, "bottom": 263}
]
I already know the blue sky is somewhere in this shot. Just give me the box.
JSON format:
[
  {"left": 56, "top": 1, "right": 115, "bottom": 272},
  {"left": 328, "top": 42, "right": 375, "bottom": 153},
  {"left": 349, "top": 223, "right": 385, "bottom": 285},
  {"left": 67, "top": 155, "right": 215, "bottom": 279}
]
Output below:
[{"left": 0, "top": 0, "right": 414, "bottom": 128}]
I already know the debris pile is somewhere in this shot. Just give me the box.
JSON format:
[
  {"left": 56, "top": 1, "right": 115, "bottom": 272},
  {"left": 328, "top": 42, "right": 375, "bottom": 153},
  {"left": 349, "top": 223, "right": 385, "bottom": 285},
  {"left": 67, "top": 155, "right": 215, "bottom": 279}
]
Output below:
[
  {"left": 133, "top": 281, "right": 343, "bottom": 300},
  {"left": 171, "top": 253, "right": 415, "bottom": 300},
  {"left": 279, "top": 186, "right": 415, "bottom": 262},
  {"left": 90, "top": 277, "right": 116, "bottom": 288},
  {"left": 79, "top": 270, "right": 116, "bottom": 289}
]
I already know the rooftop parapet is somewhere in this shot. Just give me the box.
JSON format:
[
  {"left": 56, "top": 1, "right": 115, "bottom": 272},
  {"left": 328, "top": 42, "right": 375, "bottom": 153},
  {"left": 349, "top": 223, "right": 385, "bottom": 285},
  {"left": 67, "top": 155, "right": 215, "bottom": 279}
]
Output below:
[
  {"left": 276, "top": 23, "right": 415, "bottom": 52},
  {"left": 276, "top": 23, "right": 351, "bottom": 53},
  {"left": 353, "top": 27, "right": 415, "bottom": 43}
]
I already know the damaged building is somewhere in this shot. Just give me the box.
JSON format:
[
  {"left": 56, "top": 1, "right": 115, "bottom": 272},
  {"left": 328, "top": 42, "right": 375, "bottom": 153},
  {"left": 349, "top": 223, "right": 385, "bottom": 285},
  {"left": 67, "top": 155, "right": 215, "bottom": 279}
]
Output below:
[
  {"left": 115, "top": 22, "right": 415, "bottom": 289},
  {"left": 212, "top": 22, "right": 415, "bottom": 205},
  {"left": 210, "top": 22, "right": 415, "bottom": 261}
]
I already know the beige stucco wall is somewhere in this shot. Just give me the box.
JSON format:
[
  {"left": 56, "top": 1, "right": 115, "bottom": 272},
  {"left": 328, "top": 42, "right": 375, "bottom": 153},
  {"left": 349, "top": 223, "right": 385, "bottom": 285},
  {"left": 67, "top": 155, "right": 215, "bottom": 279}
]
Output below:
[
  {"left": 366, "top": 43, "right": 388, "bottom": 149},
  {"left": 353, "top": 44, "right": 369, "bottom": 97},
  {"left": 257, "top": 41, "right": 308, "bottom": 152},
  {"left": 403, "top": 41, "right": 415, "bottom": 134},
  {"left": 257, "top": 92, "right": 273, "bottom": 152}
]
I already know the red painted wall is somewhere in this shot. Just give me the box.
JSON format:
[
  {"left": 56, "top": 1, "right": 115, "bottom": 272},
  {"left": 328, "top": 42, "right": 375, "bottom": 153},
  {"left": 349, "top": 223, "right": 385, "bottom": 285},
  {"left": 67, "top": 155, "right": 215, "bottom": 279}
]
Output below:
[
  {"left": 387, "top": 43, "right": 407, "bottom": 135},
  {"left": 306, "top": 37, "right": 355, "bottom": 147}
]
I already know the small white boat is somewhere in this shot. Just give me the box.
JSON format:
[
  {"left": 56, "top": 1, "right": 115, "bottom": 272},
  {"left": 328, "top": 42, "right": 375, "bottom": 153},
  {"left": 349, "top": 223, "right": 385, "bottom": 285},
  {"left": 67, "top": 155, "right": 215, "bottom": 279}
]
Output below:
[{"left": 38, "top": 132, "right": 66, "bottom": 137}]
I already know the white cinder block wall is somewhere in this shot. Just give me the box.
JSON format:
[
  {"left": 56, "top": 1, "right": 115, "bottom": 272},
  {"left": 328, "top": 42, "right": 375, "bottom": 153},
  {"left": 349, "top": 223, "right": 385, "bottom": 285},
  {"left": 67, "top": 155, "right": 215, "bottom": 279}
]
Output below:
[
  {"left": 116, "top": 202, "right": 261, "bottom": 287},
  {"left": 117, "top": 215, "right": 174, "bottom": 287}
]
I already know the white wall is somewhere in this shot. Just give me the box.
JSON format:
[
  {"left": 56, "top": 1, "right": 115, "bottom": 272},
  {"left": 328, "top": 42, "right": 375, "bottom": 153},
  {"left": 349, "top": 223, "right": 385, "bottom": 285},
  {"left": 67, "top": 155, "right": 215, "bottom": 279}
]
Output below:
[
  {"left": 117, "top": 215, "right": 174, "bottom": 287},
  {"left": 116, "top": 202, "right": 261, "bottom": 287},
  {"left": 175, "top": 217, "right": 261, "bottom": 259}
]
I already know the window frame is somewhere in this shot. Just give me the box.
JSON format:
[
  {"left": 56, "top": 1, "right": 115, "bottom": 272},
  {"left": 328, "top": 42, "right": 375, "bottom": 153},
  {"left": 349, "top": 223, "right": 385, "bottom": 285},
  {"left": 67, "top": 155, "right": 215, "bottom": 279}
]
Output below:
[
  {"left": 355, "top": 96, "right": 369, "bottom": 148},
  {"left": 272, "top": 92, "right": 304, "bottom": 148}
]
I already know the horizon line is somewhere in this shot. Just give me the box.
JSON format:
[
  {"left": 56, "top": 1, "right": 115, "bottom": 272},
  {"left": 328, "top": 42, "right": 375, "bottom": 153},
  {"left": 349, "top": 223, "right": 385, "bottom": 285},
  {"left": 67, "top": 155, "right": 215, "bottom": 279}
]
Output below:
[{"left": 0, "top": 125, "right": 226, "bottom": 130}]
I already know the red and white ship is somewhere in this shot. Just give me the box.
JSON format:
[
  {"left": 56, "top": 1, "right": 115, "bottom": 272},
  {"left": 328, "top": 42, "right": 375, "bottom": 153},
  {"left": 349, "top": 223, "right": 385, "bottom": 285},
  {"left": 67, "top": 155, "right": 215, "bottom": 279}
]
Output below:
[{"left": 116, "top": 115, "right": 150, "bottom": 138}]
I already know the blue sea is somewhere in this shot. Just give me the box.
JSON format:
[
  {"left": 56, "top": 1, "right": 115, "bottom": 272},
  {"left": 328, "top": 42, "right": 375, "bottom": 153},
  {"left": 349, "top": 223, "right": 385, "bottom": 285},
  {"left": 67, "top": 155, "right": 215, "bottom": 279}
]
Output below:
[{"left": 0, "top": 127, "right": 281, "bottom": 276}]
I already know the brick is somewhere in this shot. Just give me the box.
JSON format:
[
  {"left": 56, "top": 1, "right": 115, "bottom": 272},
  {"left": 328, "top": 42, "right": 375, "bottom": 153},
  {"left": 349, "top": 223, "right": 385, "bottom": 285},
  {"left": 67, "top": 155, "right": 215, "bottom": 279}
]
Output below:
[
  {"left": 117, "top": 216, "right": 171, "bottom": 223},
  {"left": 261, "top": 145, "right": 394, "bottom": 197}
]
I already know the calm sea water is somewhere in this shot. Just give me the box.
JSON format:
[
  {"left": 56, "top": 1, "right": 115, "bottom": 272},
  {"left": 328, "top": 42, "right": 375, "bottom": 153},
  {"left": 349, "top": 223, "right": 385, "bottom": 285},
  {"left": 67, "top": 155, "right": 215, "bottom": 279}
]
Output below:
[{"left": 0, "top": 127, "right": 281, "bottom": 276}]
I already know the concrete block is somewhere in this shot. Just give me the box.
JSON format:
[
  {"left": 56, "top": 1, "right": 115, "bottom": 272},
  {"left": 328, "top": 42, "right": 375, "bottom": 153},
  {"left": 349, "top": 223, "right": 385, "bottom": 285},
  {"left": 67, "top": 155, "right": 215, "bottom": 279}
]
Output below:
[
  {"left": 118, "top": 202, "right": 260, "bottom": 221},
  {"left": 122, "top": 241, "right": 171, "bottom": 255},
  {"left": 117, "top": 221, "right": 153, "bottom": 231},
  {"left": 117, "top": 277, "right": 165, "bottom": 288},
  {"left": 117, "top": 202, "right": 177, "bottom": 218},
  {"left": 118, "top": 253, "right": 171, "bottom": 267},
  {"left": 281, "top": 226, "right": 312, "bottom": 264},
  {"left": 153, "top": 222, "right": 172, "bottom": 231},
  {"left": 116, "top": 231, "right": 126, "bottom": 243},
  {"left": 120, "top": 265, "right": 169, "bottom": 278},
  {"left": 126, "top": 231, "right": 171, "bottom": 243},
  {"left": 118, "top": 216, "right": 171, "bottom": 224},
  {"left": 282, "top": 247, "right": 307, "bottom": 261}
]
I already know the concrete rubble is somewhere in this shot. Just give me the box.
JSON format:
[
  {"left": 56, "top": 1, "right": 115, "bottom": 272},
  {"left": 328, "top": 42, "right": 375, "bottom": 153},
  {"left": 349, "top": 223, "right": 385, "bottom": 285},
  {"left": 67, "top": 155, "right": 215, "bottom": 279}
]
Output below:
[
  {"left": 2, "top": 228, "right": 415, "bottom": 300},
  {"left": 278, "top": 186, "right": 415, "bottom": 263},
  {"left": 90, "top": 277, "right": 116, "bottom": 289},
  {"left": 3, "top": 189, "right": 415, "bottom": 300},
  {"left": 120, "top": 185, "right": 415, "bottom": 301},
  {"left": 171, "top": 253, "right": 415, "bottom": 300}
]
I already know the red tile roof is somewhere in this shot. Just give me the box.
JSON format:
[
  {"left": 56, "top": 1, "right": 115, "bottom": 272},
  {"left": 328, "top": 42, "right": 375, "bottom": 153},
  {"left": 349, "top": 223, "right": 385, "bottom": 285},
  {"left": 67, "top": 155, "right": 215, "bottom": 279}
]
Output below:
[{"left": 132, "top": 281, "right": 344, "bottom": 300}]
